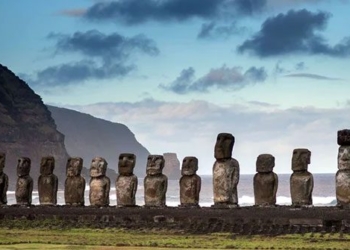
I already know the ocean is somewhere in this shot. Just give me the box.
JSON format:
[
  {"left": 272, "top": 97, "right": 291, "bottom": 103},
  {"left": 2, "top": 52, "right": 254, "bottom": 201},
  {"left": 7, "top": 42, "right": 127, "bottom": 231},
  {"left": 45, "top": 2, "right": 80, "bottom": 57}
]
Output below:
[{"left": 6, "top": 173, "right": 337, "bottom": 207}]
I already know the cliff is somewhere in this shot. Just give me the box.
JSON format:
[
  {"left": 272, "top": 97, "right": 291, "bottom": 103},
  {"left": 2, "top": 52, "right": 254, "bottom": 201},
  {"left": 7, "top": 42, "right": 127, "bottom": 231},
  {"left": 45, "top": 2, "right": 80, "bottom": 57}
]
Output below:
[
  {"left": 0, "top": 64, "right": 69, "bottom": 189},
  {"left": 163, "top": 153, "right": 181, "bottom": 180},
  {"left": 47, "top": 106, "right": 150, "bottom": 178}
]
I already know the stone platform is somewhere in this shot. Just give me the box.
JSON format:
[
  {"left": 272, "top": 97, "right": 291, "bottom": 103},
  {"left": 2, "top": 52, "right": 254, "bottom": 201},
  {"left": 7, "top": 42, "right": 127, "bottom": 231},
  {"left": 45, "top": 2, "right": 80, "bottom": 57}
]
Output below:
[{"left": 0, "top": 205, "right": 350, "bottom": 235}]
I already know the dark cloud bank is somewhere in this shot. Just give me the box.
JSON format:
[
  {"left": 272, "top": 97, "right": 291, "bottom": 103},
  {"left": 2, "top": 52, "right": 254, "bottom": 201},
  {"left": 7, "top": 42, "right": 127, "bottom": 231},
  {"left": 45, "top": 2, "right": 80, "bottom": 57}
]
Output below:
[
  {"left": 25, "top": 30, "right": 159, "bottom": 87},
  {"left": 238, "top": 9, "right": 350, "bottom": 57},
  {"left": 160, "top": 65, "right": 267, "bottom": 94},
  {"left": 82, "top": 0, "right": 267, "bottom": 25}
]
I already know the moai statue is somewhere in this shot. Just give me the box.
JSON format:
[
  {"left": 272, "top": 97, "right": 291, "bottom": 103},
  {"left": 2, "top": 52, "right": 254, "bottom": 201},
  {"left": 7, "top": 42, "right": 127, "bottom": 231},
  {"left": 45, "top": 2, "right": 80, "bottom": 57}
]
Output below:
[
  {"left": 15, "top": 157, "right": 33, "bottom": 205},
  {"left": 65, "top": 157, "right": 86, "bottom": 206},
  {"left": 116, "top": 153, "right": 138, "bottom": 207},
  {"left": 0, "top": 153, "right": 8, "bottom": 205},
  {"left": 179, "top": 156, "right": 201, "bottom": 207},
  {"left": 38, "top": 156, "right": 58, "bottom": 205},
  {"left": 89, "top": 157, "right": 110, "bottom": 207},
  {"left": 144, "top": 155, "right": 168, "bottom": 207},
  {"left": 290, "top": 148, "right": 313, "bottom": 206},
  {"left": 212, "top": 133, "right": 240, "bottom": 208},
  {"left": 336, "top": 129, "right": 350, "bottom": 207},
  {"left": 254, "top": 154, "right": 278, "bottom": 206}
]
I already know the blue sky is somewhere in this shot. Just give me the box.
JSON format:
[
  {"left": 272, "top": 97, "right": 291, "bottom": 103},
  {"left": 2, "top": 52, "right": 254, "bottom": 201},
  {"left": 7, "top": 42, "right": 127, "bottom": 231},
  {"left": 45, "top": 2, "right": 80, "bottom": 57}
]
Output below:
[{"left": 1, "top": 0, "right": 350, "bottom": 174}]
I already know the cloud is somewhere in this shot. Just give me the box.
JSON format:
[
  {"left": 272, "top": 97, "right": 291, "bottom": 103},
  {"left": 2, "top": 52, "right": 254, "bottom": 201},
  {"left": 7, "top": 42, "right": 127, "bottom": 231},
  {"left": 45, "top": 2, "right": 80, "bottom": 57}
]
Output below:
[
  {"left": 58, "top": 9, "right": 86, "bottom": 17},
  {"left": 48, "top": 30, "right": 159, "bottom": 61},
  {"left": 237, "top": 9, "right": 350, "bottom": 57},
  {"left": 25, "top": 60, "right": 133, "bottom": 87},
  {"left": 197, "top": 21, "right": 247, "bottom": 39},
  {"left": 247, "top": 101, "right": 279, "bottom": 108},
  {"left": 160, "top": 65, "right": 267, "bottom": 94},
  {"left": 81, "top": 0, "right": 267, "bottom": 25},
  {"left": 284, "top": 73, "right": 343, "bottom": 81},
  {"left": 25, "top": 30, "right": 159, "bottom": 87},
  {"left": 295, "top": 62, "right": 306, "bottom": 71},
  {"left": 267, "top": 0, "right": 349, "bottom": 8},
  {"left": 59, "top": 99, "right": 349, "bottom": 174}
]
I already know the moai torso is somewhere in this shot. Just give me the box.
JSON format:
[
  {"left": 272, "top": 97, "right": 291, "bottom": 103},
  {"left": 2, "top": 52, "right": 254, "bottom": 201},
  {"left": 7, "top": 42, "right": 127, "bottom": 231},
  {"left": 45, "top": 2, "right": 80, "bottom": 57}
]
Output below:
[
  {"left": 116, "top": 153, "right": 138, "bottom": 207},
  {"left": 254, "top": 154, "right": 278, "bottom": 206},
  {"left": 212, "top": 133, "right": 240, "bottom": 206},
  {"left": 144, "top": 155, "right": 168, "bottom": 207},
  {"left": 0, "top": 153, "right": 8, "bottom": 205},
  {"left": 336, "top": 130, "right": 350, "bottom": 206},
  {"left": 64, "top": 157, "right": 86, "bottom": 206},
  {"left": 290, "top": 148, "right": 313, "bottom": 206},
  {"left": 89, "top": 157, "right": 110, "bottom": 207},
  {"left": 179, "top": 156, "right": 201, "bottom": 207},
  {"left": 38, "top": 156, "right": 58, "bottom": 205},
  {"left": 15, "top": 157, "right": 33, "bottom": 205}
]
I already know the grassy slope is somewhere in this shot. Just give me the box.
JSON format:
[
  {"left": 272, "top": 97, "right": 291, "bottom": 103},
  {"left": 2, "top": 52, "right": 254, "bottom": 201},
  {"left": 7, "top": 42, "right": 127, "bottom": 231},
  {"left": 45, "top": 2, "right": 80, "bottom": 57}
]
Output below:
[{"left": 0, "top": 228, "right": 349, "bottom": 249}]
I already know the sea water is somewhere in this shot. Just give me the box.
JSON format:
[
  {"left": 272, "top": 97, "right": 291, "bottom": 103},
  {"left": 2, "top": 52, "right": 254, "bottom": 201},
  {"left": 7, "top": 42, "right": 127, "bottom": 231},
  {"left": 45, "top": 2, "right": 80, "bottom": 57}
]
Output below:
[{"left": 5, "top": 174, "right": 337, "bottom": 206}]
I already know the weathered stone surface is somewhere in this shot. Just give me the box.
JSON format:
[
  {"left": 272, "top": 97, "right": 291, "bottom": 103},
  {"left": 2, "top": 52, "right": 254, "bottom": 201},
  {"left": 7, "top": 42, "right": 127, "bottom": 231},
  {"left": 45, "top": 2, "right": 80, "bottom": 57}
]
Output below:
[
  {"left": 15, "top": 157, "right": 33, "bottom": 205},
  {"left": 214, "top": 133, "right": 234, "bottom": 160},
  {"left": 38, "top": 156, "right": 58, "bottom": 205},
  {"left": 338, "top": 146, "right": 350, "bottom": 170},
  {"left": 338, "top": 129, "right": 350, "bottom": 146},
  {"left": 163, "top": 153, "right": 181, "bottom": 180},
  {"left": 256, "top": 154, "right": 275, "bottom": 173},
  {"left": 213, "top": 159, "right": 240, "bottom": 206},
  {"left": 65, "top": 157, "right": 86, "bottom": 206},
  {"left": 0, "top": 65, "right": 69, "bottom": 189},
  {"left": 89, "top": 157, "right": 110, "bottom": 207},
  {"left": 290, "top": 148, "right": 313, "bottom": 206},
  {"left": 179, "top": 156, "right": 201, "bottom": 207},
  {"left": 144, "top": 155, "right": 168, "bottom": 207},
  {"left": 336, "top": 146, "right": 350, "bottom": 206},
  {"left": 254, "top": 154, "right": 278, "bottom": 206},
  {"left": 292, "top": 148, "right": 311, "bottom": 171},
  {"left": 116, "top": 153, "right": 138, "bottom": 207},
  {"left": 213, "top": 133, "right": 239, "bottom": 206},
  {"left": 0, "top": 153, "right": 8, "bottom": 205},
  {"left": 1, "top": 206, "right": 350, "bottom": 235}
]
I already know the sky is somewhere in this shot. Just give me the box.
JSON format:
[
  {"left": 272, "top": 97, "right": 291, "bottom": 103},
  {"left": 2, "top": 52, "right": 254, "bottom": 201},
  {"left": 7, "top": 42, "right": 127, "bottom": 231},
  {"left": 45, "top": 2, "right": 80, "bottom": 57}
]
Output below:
[{"left": 1, "top": 0, "right": 350, "bottom": 175}]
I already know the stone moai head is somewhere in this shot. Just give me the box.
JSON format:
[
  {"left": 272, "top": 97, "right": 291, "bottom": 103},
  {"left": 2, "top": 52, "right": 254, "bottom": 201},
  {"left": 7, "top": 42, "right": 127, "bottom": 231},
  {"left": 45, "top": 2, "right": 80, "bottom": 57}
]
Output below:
[
  {"left": 292, "top": 148, "right": 311, "bottom": 171},
  {"left": 90, "top": 157, "right": 108, "bottom": 178},
  {"left": 256, "top": 154, "right": 275, "bottom": 173},
  {"left": 118, "top": 153, "right": 136, "bottom": 176},
  {"left": 66, "top": 157, "right": 83, "bottom": 177},
  {"left": 17, "top": 157, "right": 31, "bottom": 177},
  {"left": 181, "top": 156, "right": 198, "bottom": 176},
  {"left": 146, "top": 155, "right": 164, "bottom": 176},
  {"left": 0, "top": 153, "right": 5, "bottom": 174},
  {"left": 40, "top": 156, "right": 55, "bottom": 175},
  {"left": 338, "top": 129, "right": 350, "bottom": 146},
  {"left": 214, "top": 133, "right": 235, "bottom": 160},
  {"left": 338, "top": 146, "right": 350, "bottom": 170}
]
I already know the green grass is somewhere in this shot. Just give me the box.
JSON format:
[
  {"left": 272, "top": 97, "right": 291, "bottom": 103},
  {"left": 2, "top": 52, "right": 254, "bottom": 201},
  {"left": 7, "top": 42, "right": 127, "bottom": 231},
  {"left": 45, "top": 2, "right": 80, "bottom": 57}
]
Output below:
[{"left": 0, "top": 228, "right": 349, "bottom": 249}]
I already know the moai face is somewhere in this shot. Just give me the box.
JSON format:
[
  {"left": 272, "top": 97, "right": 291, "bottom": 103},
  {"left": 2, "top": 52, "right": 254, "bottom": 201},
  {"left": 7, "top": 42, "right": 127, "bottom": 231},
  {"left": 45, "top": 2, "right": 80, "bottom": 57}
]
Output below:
[
  {"left": 292, "top": 149, "right": 311, "bottom": 171},
  {"left": 214, "top": 133, "right": 234, "bottom": 160},
  {"left": 181, "top": 157, "right": 198, "bottom": 176},
  {"left": 118, "top": 153, "right": 136, "bottom": 176},
  {"left": 40, "top": 156, "right": 55, "bottom": 175},
  {"left": 0, "top": 153, "right": 5, "bottom": 175},
  {"left": 67, "top": 157, "right": 83, "bottom": 177},
  {"left": 90, "top": 157, "right": 107, "bottom": 177},
  {"left": 338, "top": 146, "right": 350, "bottom": 170},
  {"left": 146, "top": 155, "right": 164, "bottom": 176},
  {"left": 17, "top": 157, "right": 31, "bottom": 177},
  {"left": 256, "top": 154, "right": 275, "bottom": 173},
  {"left": 338, "top": 129, "right": 350, "bottom": 146}
]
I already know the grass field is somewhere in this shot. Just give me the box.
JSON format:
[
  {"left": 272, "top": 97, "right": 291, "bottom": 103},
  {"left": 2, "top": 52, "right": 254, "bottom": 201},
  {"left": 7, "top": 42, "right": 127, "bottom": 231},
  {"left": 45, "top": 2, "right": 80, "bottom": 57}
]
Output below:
[{"left": 0, "top": 228, "right": 349, "bottom": 249}]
